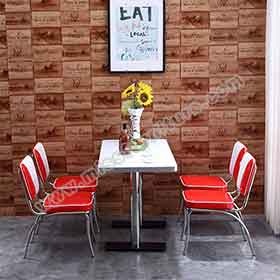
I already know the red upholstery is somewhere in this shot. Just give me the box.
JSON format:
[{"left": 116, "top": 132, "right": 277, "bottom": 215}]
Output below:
[
  {"left": 33, "top": 143, "right": 50, "bottom": 183},
  {"left": 33, "top": 149, "right": 47, "bottom": 183},
  {"left": 20, "top": 156, "right": 40, "bottom": 201},
  {"left": 21, "top": 165, "right": 37, "bottom": 201},
  {"left": 33, "top": 143, "right": 98, "bottom": 193},
  {"left": 237, "top": 153, "right": 257, "bottom": 197},
  {"left": 180, "top": 175, "right": 226, "bottom": 190},
  {"left": 180, "top": 141, "right": 247, "bottom": 190},
  {"left": 182, "top": 189, "right": 234, "bottom": 210},
  {"left": 229, "top": 141, "right": 247, "bottom": 182},
  {"left": 44, "top": 190, "right": 93, "bottom": 214},
  {"left": 53, "top": 176, "right": 97, "bottom": 193}
]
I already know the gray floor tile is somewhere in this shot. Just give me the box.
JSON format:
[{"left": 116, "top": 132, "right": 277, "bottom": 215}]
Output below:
[{"left": 0, "top": 215, "right": 279, "bottom": 280}]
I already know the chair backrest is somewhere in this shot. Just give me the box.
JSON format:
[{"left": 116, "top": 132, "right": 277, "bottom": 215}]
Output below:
[
  {"left": 229, "top": 141, "right": 247, "bottom": 181},
  {"left": 33, "top": 142, "right": 50, "bottom": 183},
  {"left": 236, "top": 152, "right": 257, "bottom": 199},
  {"left": 19, "top": 155, "right": 40, "bottom": 201}
]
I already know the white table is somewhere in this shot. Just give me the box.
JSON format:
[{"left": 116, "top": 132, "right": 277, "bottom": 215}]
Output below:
[{"left": 98, "top": 139, "right": 177, "bottom": 251}]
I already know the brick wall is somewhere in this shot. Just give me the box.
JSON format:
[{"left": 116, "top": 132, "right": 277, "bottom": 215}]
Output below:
[{"left": 0, "top": 0, "right": 266, "bottom": 215}]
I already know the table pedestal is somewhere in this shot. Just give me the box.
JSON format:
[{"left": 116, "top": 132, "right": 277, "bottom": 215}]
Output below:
[
  {"left": 105, "top": 242, "right": 166, "bottom": 252},
  {"left": 105, "top": 172, "right": 166, "bottom": 252},
  {"left": 111, "top": 220, "right": 166, "bottom": 229}
]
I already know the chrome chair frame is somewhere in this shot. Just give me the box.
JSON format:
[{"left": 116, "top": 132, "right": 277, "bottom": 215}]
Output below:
[
  {"left": 18, "top": 168, "right": 96, "bottom": 258},
  {"left": 181, "top": 165, "right": 257, "bottom": 258},
  {"left": 48, "top": 172, "right": 100, "bottom": 234},
  {"left": 178, "top": 142, "right": 247, "bottom": 222},
  {"left": 31, "top": 146, "right": 101, "bottom": 234}
]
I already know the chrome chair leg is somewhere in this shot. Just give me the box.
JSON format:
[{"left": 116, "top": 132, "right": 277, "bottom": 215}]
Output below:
[
  {"left": 30, "top": 216, "right": 41, "bottom": 243},
  {"left": 235, "top": 211, "right": 247, "bottom": 241},
  {"left": 89, "top": 211, "right": 96, "bottom": 242},
  {"left": 93, "top": 193, "right": 100, "bottom": 233},
  {"left": 235, "top": 216, "right": 256, "bottom": 257},
  {"left": 95, "top": 206, "right": 100, "bottom": 219},
  {"left": 93, "top": 208, "right": 100, "bottom": 233},
  {"left": 24, "top": 216, "right": 40, "bottom": 258},
  {"left": 177, "top": 194, "right": 184, "bottom": 223},
  {"left": 85, "top": 214, "right": 95, "bottom": 258},
  {"left": 226, "top": 211, "right": 256, "bottom": 257},
  {"left": 34, "top": 215, "right": 43, "bottom": 236},
  {"left": 183, "top": 209, "right": 192, "bottom": 256},
  {"left": 181, "top": 208, "right": 187, "bottom": 241}
]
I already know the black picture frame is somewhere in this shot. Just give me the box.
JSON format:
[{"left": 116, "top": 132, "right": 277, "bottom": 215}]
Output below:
[{"left": 108, "top": 0, "right": 165, "bottom": 73}]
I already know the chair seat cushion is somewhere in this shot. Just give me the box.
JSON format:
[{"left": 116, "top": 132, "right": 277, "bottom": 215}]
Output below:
[
  {"left": 180, "top": 175, "right": 227, "bottom": 190},
  {"left": 182, "top": 189, "right": 234, "bottom": 210},
  {"left": 53, "top": 176, "right": 97, "bottom": 192},
  {"left": 44, "top": 190, "right": 93, "bottom": 214}
]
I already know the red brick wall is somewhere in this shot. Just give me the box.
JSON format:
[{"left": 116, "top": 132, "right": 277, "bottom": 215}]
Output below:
[{"left": 0, "top": 0, "right": 265, "bottom": 215}]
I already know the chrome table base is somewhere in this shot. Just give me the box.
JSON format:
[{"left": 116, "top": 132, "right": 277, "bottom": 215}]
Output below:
[
  {"left": 105, "top": 242, "right": 166, "bottom": 252},
  {"left": 105, "top": 172, "right": 167, "bottom": 252},
  {"left": 112, "top": 220, "right": 166, "bottom": 229}
]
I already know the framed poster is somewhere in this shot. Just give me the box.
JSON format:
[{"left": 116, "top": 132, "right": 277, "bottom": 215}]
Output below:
[{"left": 108, "top": 0, "right": 165, "bottom": 73}]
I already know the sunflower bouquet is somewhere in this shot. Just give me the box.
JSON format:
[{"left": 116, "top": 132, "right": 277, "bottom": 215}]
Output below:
[{"left": 121, "top": 81, "right": 153, "bottom": 115}]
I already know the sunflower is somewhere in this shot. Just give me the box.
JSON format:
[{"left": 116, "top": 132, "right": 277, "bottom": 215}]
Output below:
[
  {"left": 136, "top": 89, "right": 154, "bottom": 107},
  {"left": 137, "top": 81, "right": 152, "bottom": 94},
  {"left": 121, "top": 83, "right": 136, "bottom": 99}
]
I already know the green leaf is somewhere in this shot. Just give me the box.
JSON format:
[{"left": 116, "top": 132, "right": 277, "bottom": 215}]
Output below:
[{"left": 121, "top": 99, "right": 134, "bottom": 116}]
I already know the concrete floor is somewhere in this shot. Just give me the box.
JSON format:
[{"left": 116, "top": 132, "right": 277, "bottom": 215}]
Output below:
[{"left": 0, "top": 215, "right": 279, "bottom": 280}]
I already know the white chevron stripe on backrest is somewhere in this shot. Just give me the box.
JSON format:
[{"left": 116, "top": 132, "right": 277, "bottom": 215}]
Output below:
[
  {"left": 236, "top": 152, "right": 255, "bottom": 193},
  {"left": 34, "top": 142, "right": 50, "bottom": 178},
  {"left": 229, "top": 141, "right": 246, "bottom": 176},
  {"left": 20, "top": 155, "right": 40, "bottom": 199}
]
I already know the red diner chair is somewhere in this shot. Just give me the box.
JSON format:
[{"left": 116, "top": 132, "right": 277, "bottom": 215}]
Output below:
[
  {"left": 181, "top": 152, "right": 257, "bottom": 257},
  {"left": 19, "top": 155, "right": 96, "bottom": 258},
  {"left": 32, "top": 142, "right": 100, "bottom": 233},
  {"left": 178, "top": 141, "right": 247, "bottom": 219}
]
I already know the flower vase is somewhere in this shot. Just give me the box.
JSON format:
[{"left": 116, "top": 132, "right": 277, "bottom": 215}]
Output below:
[{"left": 128, "top": 108, "right": 144, "bottom": 140}]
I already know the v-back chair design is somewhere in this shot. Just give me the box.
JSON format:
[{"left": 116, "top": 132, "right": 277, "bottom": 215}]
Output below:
[
  {"left": 181, "top": 152, "right": 257, "bottom": 257},
  {"left": 178, "top": 141, "right": 247, "bottom": 220},
  {"left": 19, "top": 155, "right": 96, "bottom": 258},
  {"left": 32, "top": 142, "right": 100, "bottom": 232}
]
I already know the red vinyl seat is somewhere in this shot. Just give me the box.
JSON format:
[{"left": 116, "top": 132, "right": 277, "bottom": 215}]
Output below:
[
  {"left": 180, "top": 141, "right": 247, "bottom": 191},
  {"left": 44, "top": 190, "right": 93, "bottom": 214},
  {"left": 180, "top": 175, "right": 227, "bottom": 190},
  {"left": 33, "top": 142, "right": 100, "bottom": 234},
  {"left": 182, "top": 189, "right": 234, "bottom": 210},
  {"left": 33, "top": 143, "right": 97, "bottom": 193},
  {"left": 53, "top": 176, "right": 97, "bottom": 193},
  {"left": 181, "top": 152, "right": 257, "bottom": 257},
  {"left": 19, "top": 155, "right": 96, "bottom": 258}
]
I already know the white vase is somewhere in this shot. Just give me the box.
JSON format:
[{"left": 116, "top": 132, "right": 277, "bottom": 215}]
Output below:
[{"left": 128, "top": 108, "right": 144, "bottom": 140}]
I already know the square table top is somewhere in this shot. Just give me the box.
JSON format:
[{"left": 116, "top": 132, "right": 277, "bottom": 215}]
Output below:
[{"left": 98, "top": 139, "right": 177, "bottom": 173}]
